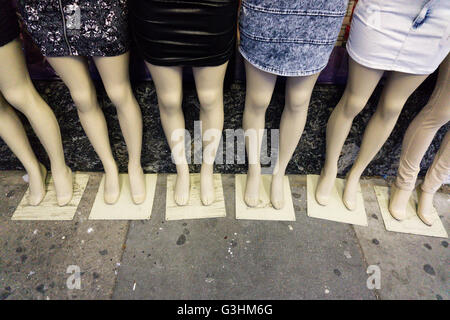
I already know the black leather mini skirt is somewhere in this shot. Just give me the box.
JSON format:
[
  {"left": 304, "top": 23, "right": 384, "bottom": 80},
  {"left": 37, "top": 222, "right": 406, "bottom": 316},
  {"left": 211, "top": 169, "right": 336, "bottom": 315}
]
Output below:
[
  {"left": 0, "top": 0, "right": 20, "bottom": 47},
  {"left": 130, "top": 0, "right": 239, "bottom": 67}
]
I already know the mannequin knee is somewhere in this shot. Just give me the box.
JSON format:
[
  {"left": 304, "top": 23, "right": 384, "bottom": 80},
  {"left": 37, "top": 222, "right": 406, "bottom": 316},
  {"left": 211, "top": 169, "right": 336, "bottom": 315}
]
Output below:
[
  {"left": 429, "top": 106, "right": 450, "bottom": 125},
  {"left": 378, "top": 98, "right": 404, "bottom": 120},
  {"left": 2, "top": 86, "right": 33, "bottom": 109},
  {"left": 341, "top": 93, "right": 367, "bottom": 118},
  {"left": 157, "top": 92, "right": 182, "bottom": 115},
  {"left": 245, "top": 91, "right": 271, "bottom": 113},
  {"left": 70, "top": 87, "right": 97, "bottom": 113},
  {"left": 285, "top": 91, "right": 310, "bottom": 113},
  {"left": 105, "top": 84, "right": 132, "bottom": 108},
  {"left": 197, "top": 89, "right": 221, "bottom": 112}
]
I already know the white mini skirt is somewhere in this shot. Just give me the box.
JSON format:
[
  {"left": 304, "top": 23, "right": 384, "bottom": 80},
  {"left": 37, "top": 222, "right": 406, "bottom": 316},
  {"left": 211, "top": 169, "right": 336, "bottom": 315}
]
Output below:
[{"left": 347, "top": 0, "right": 450, "bottom": 75}]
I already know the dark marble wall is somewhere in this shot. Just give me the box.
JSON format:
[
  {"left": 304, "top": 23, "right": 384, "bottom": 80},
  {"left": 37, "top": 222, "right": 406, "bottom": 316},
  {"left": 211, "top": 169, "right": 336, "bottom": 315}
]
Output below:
[{"left": 0, "top": 75, "right": 447, "bottom": 177}]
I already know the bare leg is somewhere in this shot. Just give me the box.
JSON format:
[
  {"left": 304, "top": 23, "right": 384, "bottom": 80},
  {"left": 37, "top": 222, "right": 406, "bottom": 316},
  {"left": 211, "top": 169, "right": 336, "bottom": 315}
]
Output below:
[
  {"left": 389, "top": 54, "right": 450, "bottom": 219},
  {"left": 418, "top": 130, "right": 450, "bottom": 225},
  {"left": 316, "top": 58, "right": 384, "bottom": 206},
  {"left": 93, "top": 53, "right": 146, "bottom": 204},
  {"left": 343, "top": 71, "right": 429, "bottom": 210},
  {"left": 242, "top": 61, "right": 277, "bottom": 207},
  {"left": 47, "top": 56, "right": 120, "bottom": 204},
  {"left": 271, "top": 73, "right": 319, "bottom": 209},
  {"left": 145, "top": 63, "right": 189, "bottom": 205},
  {"left": 0, "top": 39, "right": 72, "bottom": 205},
  {"left": 0, "top": 93, "right": 47, "bottom": 204},
  {"left": 193, "top": 62, "right": 228, "bottom": 205}
]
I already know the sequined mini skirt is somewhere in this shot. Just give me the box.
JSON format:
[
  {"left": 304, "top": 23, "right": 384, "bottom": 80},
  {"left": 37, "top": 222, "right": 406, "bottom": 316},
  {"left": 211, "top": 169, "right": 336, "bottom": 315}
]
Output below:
[
  {"left": 18, "top": 0, "right": 130, "bottom": 57},
  {"left": 0, "top": 0, "right": 20, "bottom": 47}
]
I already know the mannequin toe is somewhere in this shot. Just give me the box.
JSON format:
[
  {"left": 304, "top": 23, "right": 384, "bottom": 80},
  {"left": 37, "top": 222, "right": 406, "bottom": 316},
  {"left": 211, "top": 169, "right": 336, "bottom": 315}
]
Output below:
[
  {"left": 417, "top": 211, "right": 434, "bottom": 226},
  {"left": 175, "top": 193, "right": 189, "bottom": 206},
  {"left": 132, "top": 193, "right": 146, "bottom": 205},
  {"left": 29, "top": 193, "right": 45, "bottom": 206},
  {"left": 315, "top": 169, "right": 336, "bottom": 206},
  {"left": 417, "top": 190, "right": 435, "bottom": 226},
  {"left": 342, "top": 195, "right": 356, "bottom": 211},
  {"left": 104, "top": 192, "right": 120, "bottom": 205},
  {"left": 129, "top": 167, "right": 146, "bottom": 205},
  {"left": 388, "top": 205, "right": 407, "bottom": 221},
  {"left": 315, "top": 192, "right": 329, "bottom": 206},
  {"left": 388, "top": 185, "right": 410, "bottom": 220},
  {"left": 104, "top": 186, "right": 120, "bottom": 205},
  {"left": 244, "top": 195, "right": 259, "bottom": 207},
  {"left": 270, "top": 174, "right": 285, "bottom": 210},
  {"left": 28, "top": 163, "right": 47, "bottom": 206},
  {"left": 55, "top": 167, "right": 73, "bottom": 206},
  {"left": 201, "top": 193, "right": 215, "bottom": 206},
  {"left": 271, "top": 199, "right": 284, "bottom": 210}
]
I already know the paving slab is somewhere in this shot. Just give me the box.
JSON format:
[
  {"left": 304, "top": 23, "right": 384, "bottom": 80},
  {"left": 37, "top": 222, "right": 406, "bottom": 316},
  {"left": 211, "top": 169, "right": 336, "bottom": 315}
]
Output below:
[
  {"left": 353, "top": 178, "right": 449, "bottom": 300},
  {"left": 113, "top": 174, "right": 376, "bottom": 300},
  {"left": 0, "top": 171, "right": 128, "bottom": 300}
]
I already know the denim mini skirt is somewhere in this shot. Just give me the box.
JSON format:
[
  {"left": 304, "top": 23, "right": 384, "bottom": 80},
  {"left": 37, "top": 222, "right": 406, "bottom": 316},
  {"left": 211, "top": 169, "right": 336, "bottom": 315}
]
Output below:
[
  {"left": 347, "top": 0, "right": 450, "bottom": 75},
  {"left": 239, "top": 0, "right": 348, "bottom": 77}
]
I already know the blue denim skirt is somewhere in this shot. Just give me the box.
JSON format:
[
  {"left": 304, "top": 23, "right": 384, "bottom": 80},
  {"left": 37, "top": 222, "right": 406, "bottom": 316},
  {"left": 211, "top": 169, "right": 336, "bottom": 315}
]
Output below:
[{"left": 239, "top": 0, "right": 348, "bottom": 76}]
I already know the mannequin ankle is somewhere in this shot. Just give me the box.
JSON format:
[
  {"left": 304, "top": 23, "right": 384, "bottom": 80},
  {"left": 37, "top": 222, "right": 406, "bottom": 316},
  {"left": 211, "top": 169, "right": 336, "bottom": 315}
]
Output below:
[{"left": 394, "top": 180, "right": 415, "bottom": 192}]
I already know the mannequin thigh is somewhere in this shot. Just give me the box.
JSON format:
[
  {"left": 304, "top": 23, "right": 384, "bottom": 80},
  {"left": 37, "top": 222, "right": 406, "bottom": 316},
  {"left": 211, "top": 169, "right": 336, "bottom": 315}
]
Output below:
[{"left": 46, "top": 56, "right": 98, "bottom": 112}]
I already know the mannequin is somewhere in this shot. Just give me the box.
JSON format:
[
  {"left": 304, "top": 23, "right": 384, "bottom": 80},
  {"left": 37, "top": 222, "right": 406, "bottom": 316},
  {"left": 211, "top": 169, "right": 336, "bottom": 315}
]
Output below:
[
  {"left": 239, "top": 0, "right": 348, "bottom": 209},
  {"left": 46, "top": 54, "right": 146, "bottom": 205},
  {"left": 389, "top": 54, "right": 450, "bottom": 225},
  {"left": 315, "top": 0, "right": 450, "bottom": 210},
  {"left": 243, "top": 62, "right": 319, "bottom": 209},
  {"left": 315, "top": 58, "right": 428, "bottom": 210},
  {"left": 145, "top": 63, "right": 228, "bottom": 206},
  {"left": 19, "top": 1, "right": 146, "bottom": 205},
  {"left": 129, "top": 0, "right": 238, "bottom": 206},
  {"left": 0, "top": 39, "right": 73, "bottom": 206}
]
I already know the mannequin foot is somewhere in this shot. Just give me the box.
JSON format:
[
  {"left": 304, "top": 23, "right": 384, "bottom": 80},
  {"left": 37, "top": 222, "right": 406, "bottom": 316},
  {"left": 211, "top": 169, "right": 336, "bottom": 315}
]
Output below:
[
  {"left": 315, "top": 167, "right": 337, "bottom": 206},
  {"left": 343, "top": 174, "right": 359, "bottom": 211},
  {"left": 200, "top": 165, "right": 215, "bottom": 206},
  {"left": 174, "top": 167, "right": 190, "bottom": 206},
  {"left": 53, "top": 166, "right": 73, "bottom": 206},
  {"left": 129, "top": 164, "right": 146, "bottom": 205},
  {"left": 388, "top": 185, "right": 411, "bottom": 221},
  {"left": 104, "top": 163, "right": 120, "bottom": 205},
  {"left": 417, "top": 189, "right": 435, "bottom": 226},
  {"left": 270, "top": 173, "right": 285, "bottom": 210},
  {"left": 28, "top": 163, "right": 47, "bottom": 206},
  {"left": 244, "top": 165, "right": 261, "bottom": 207}
]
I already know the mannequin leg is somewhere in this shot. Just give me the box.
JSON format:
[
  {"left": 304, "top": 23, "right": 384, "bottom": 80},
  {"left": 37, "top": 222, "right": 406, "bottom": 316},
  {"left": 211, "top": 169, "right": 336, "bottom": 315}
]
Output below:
[
  {"left": 418, "top": 131, "right": 450, "bottom": 226},
  {"left": 389, "top": 55, "right": 450, "bottom": 219},
  {"left": 93, "top": 53, "right": 146, "bottom": 204},
  {"left": 0, "top": 39, "right": 72, "bottom": 205},
  {"left": 145, "top": 63, "right": 189, "bottom": 205},
  {"left": 271, "top": 73, "right": 319, "bottom": 209},
  {"left": 0, "top": 93, "right": 47, "bottom": 204},
  {"left": 343, "top": 71, "right": 429, "bottom": 210},
  {"left": 242, "top": 61, "right": 277, "bottom": 207},
  {"left": 192, "top": 62, "right": 228, "bottom": 205},
  {"left": 46, "top": 56, "right": 120, "bottom": 204},
  {"left": 316, "top": 58, "right": 384, "bottom": 205}
]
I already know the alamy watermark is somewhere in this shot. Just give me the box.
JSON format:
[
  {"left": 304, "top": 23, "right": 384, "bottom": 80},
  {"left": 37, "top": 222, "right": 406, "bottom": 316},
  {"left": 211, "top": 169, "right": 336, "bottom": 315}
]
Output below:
[
  {"left": 170, "top": 121, "right": 279, "bottom": 174},
  {"left": 66, "top": 265, "right": 81, "bottom": 290},
  {"left": 366, "top": 265, "right": 381, "bottom": 290}
]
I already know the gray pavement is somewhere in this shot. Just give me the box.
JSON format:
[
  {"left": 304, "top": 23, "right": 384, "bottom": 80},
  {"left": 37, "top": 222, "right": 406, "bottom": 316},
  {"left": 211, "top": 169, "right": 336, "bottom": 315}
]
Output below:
[{"left": 0, "top": 171, "right": 448, "bottom": 300}]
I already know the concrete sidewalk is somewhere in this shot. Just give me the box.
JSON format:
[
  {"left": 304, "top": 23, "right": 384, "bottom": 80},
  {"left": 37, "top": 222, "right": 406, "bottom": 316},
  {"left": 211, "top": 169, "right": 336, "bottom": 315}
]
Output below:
[{"left": 0, "top": 171, "right": 448, "bottom": 300}]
